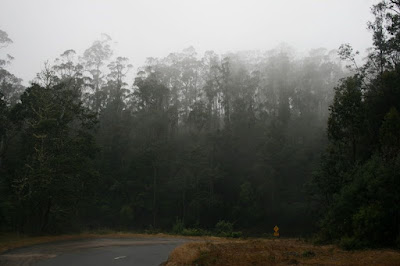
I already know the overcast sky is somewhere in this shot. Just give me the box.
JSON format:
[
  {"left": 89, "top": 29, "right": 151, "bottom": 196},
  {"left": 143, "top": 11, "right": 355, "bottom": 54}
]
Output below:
[{"left": 1, "top": 0, "right": 377, "bottom": 85}]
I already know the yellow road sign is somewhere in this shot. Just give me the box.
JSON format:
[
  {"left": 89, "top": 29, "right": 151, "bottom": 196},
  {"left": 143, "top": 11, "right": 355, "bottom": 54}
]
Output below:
[{"left": 274, "top": 225, "right": 279, "bottom": 237}]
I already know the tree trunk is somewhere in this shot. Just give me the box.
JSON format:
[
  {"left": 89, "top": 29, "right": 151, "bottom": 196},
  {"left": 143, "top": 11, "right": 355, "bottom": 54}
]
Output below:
[
  {"left": 152, "top": 163, "right": 157, "bottom": 228},
  {"left": 40, "top": 198, "right": 52, "bottom": 233}
]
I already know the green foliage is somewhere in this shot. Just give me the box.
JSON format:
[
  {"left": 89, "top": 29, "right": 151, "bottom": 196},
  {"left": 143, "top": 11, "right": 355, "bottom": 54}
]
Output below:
[
  {"left": 182, "top": 228, "right": 210, "bottom": 236},
  {"left": 339, "top": 237, "right": 367, "bottom": 251},
  {"left": 379, "top": 107, "right": 400, "bottom": 158},
  {"left": 172, "top": 218, "right": 184, "bottom": 234},
  {"left": 84, "top": 45, "right": 343, "bottom": 235},
  {"left": 119, "top": 205, "right": 134, "bottom": 226},
  {"left": 214, "top": 220, "right": 242, "bottom": 238},
  {"left": 352, "top": 204, "right": 384, "bottom": 243},
  {"left": 311, "top": 1, "right": 400, "bottom": 249},
  {"left": 3, "top": 83, "right": 98, "bottom": 234},
  {"left": 316, "top": 155, "right": 400, "bottom": 247},
  {"left": 229, "top": 231, "right": 243, "bottom": 238},
  {"left": 144, "top": 224, "right": 161, "bottom": 234},
  {"left": 215, "top": 220, "right": 233, "bottom": 235},
  {"left": 0, "top": 29, "right": 346, "bottom": 236}
]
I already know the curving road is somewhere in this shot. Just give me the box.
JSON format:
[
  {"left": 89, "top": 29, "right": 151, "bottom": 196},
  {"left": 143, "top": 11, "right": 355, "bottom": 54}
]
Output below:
[{"left": 0, "top": 238, "right": 188, "bottom": 266}]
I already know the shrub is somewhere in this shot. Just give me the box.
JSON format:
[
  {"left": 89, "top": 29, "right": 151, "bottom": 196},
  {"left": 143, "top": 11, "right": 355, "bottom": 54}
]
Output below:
[
  {"left": 214, "top": 220, "right": 242, "bottom": 238},
  {"left": 229, "top": 231, "right": 243, "bottom": 238},
  {"left": 339, "top": 236, "right": 367, "bottom": 250},
  {"left": 182, "top": 228, "right": 210, "bottom": 236},
  {"left": 145, "top": 224, "right": 160, "bottom": 234},
  {"left": 172, "top": 218, "right": 184, "bottom": 234},
  {"left": 215, "top": 220, "right": 233, "bottom": 235},
  {"left": 352, "top": 204, "right": 384, "bottom": 246}
]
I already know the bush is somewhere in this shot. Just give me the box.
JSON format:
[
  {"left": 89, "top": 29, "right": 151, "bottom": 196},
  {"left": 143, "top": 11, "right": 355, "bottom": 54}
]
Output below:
[
  {"left": 352, "top": 204, "right": 384, "bottom": 245},
  {"left": 181, "top": 228, "right": 210, "bottom": 236},
  {"left": 119, "top": 205, "right": 134, "bottom": 226},
  {"left": 214, "top": 220, "right": 242, "bottom": 238},
  {"left": 229, "top": 231, "right": 243, "bottom": 238},
  {"left": 339, "top": 236, "right": 367, "bottom": 250},
  {"left": 172, "top": 218, "right": 184, "bottom": 234},
  {"left": 315, "top": 155, "right": 400, "bottom": 248},
  {"left": 144, "top": 224, "right": 161, "bottom": 234},
  {"left": 215, "top": 220, "right": 233, "bottom": 235}
]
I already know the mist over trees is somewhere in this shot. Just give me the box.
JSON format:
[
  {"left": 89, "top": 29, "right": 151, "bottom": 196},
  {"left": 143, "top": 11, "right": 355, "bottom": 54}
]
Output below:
[
  {"left": 0, "top": 0, "right": 399, "bottom": 249},
  {"left": 312, "top": 0, "right": 400, "bottom": 248}
]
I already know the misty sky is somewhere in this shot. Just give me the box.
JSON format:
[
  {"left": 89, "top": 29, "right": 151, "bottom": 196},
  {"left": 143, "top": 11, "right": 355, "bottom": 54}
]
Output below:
[{"left": 1, "top": 0, "right": 377, "bottom": 85}]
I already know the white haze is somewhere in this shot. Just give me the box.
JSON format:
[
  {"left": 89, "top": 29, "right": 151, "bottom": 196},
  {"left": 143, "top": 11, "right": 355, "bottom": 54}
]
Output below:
[{"left": 0, "top": 0, "right": 377, "bottom": 85}]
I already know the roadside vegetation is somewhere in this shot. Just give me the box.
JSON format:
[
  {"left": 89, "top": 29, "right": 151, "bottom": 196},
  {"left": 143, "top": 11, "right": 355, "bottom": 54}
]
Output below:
[
  {"left": 0, "top": 0, "right": 399, "bottom": 257},
  {"left": 164, "top": 239, "right": 400, "bottom": 266},
  {"left": 168, "top": 220, "right": 242, "bottom": 238}
]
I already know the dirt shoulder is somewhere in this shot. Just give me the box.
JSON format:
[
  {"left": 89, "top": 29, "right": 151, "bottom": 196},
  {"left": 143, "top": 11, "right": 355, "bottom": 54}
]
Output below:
[{"left": 165, "top": 238, "right": 400, "bottom": 265}]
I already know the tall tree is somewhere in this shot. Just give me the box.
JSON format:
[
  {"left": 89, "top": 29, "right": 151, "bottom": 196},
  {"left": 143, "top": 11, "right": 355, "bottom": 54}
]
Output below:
[
  {"left": 312, "top": 0, "right": 400, "bottom": 248},
  {"left": 83, "top": 34, "right": 113, "bottom": 112},
  {"left": 11, "top": 83, "right": 98, "bottom": 233}
]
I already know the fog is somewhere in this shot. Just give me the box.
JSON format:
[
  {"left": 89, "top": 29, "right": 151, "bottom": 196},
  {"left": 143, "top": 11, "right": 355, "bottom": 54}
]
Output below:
[
  {"left": 1, "top": 0, "right": 375, "bottom": 84},
  {"left": 2, "top": 0, "right": 399, "bottom": 252}
]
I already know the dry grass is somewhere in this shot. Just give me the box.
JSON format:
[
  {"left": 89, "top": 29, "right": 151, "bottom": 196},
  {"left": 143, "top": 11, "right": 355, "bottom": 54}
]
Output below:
[{"left": 165, "top": 238, "right": 400, "bottom": 266}]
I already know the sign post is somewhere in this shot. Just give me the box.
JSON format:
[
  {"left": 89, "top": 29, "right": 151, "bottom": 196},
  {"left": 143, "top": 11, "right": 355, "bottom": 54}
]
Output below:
[{"left": 273, "top": 225, "right": 279, "bottom": 237}]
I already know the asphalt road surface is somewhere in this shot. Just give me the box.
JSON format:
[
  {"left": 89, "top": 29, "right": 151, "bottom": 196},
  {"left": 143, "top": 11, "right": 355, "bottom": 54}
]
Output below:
[{"left": 0, "top": 238, "right": 188, "bottom": 266}]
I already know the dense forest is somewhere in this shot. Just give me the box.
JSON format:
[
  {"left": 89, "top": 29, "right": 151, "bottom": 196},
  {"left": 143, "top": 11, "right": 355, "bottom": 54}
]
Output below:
[{"left": 0, "top": 0, "right": 399, "bottom": 249}]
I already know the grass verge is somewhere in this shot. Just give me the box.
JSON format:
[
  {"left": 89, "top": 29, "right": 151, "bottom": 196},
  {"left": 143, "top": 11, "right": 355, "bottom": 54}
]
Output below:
[{"left": 165, "top": 238, "right": 400, "bottom": 265}]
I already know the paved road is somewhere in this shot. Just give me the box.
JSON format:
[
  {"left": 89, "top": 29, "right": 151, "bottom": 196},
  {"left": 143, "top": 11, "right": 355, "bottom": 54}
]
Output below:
[{"left": 0, "top": 238, "right": 188, "bottom": 266}]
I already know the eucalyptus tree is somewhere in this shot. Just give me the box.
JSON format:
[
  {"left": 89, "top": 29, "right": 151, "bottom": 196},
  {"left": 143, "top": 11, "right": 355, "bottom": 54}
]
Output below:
[
  {"left": 0, "top": 29, "right": 24, "bottom": 105},
  {"left": 83, "top": 34, "right": 113, "bottom": 112},
  {"left": 312, "top": 0, "right": 400, "bottom": 247},
  {"left": 0, "top": 29, "right": 24, "bottom": 175},
  {"left": 11, "top": 82, "right": 98, "bottom": 233}
]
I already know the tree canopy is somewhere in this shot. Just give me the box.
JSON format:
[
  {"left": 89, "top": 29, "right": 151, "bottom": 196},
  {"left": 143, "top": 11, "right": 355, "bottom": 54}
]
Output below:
[{"left": 0, "top": 1, "right": 399, "bottom": 249}]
